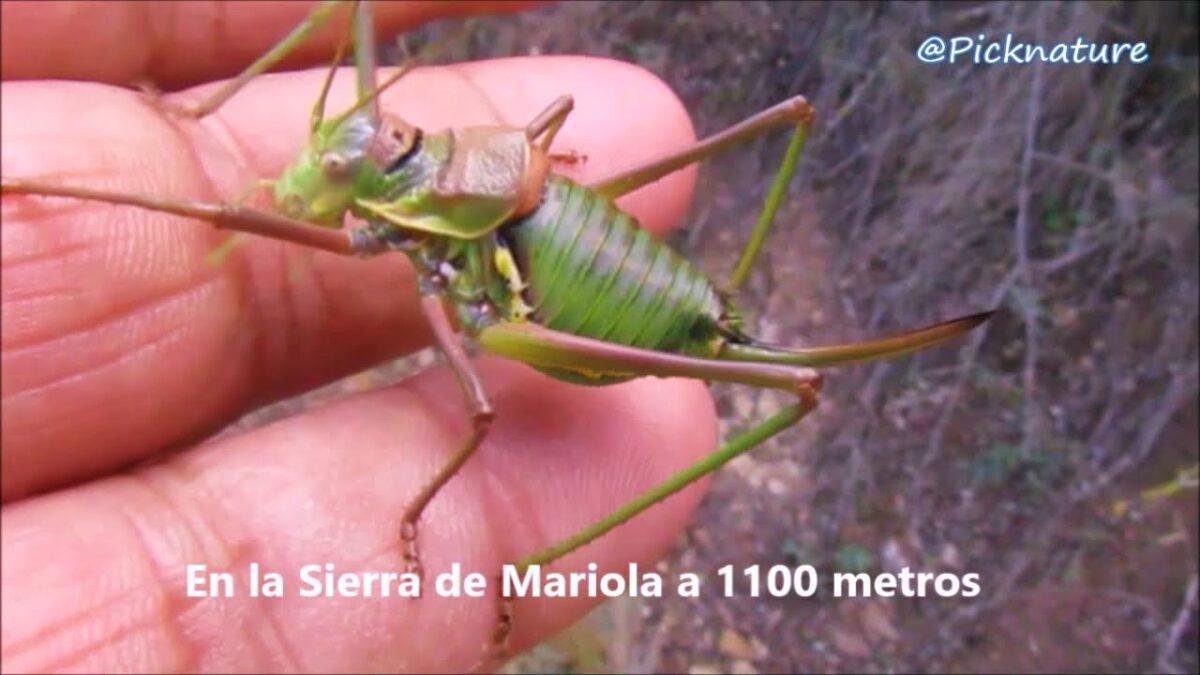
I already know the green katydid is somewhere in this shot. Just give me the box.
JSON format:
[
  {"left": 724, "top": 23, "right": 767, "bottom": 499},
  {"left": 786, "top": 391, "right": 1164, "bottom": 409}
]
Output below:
[{"left": 0, "top": 0, "right": 993, "bottom": 653}]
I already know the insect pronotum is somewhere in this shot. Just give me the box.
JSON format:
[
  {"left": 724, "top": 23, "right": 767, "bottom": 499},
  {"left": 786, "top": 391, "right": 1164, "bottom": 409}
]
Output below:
[{"left": 0, "top": 0, "right": 993, "bottom": 656}]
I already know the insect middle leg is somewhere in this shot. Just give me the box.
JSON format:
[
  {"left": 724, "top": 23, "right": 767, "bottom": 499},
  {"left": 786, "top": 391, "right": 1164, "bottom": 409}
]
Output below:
[
  {"left": 525, "top": 95, "right": 575, "bottom": 152},
  {"left": 475, "top": 322, "right": 822, "bottom": 651},
  {"left": 398, "top": 293, "right": 496, "bottom": 582},
  {"left": 588, "top": 95, "right": 814, "bottom": 201},
  {"left": 588, "top": 96, "right": 815, "bottom": 289}
]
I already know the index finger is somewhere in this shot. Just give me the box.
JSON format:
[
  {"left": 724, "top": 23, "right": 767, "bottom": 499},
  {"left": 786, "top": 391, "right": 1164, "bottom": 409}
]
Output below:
[
  {"left": 1, "top": 56, "right": 698, "bottom": 501},
  {"left": 0, "top": 0, "right": 532, "bottom": 86}
]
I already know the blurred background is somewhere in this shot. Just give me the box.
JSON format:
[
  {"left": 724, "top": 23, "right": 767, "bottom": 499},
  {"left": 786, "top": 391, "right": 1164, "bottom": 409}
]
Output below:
[{"left": 248, "top": 1, "right": 1200, "bottom": 672}]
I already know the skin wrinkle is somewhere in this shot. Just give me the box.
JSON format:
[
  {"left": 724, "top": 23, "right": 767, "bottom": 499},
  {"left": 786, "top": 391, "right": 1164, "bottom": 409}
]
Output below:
[
  {"left": 249, "top": 597, "right": 305, "bottom": 673},
  {"left": 127, "top": 465, "right": 305, "bottom": 671},
  {"left": 223, "top": 239, "right": 286, "bottom": 410},
  {"left": 1, "top": 238, "right": 92, "bottom": 270},
  {"left": 1, "top": 3, "right": 538, "bottom": 86},
  {"left": 175, "top": 78, "right": 418, "bottom": 404},
  {"left": 146, "top": 77, "right": 287, "bottom": 411},
  {"left": 1, "top": 581, "right": 125, "bottom": 664},
  {"left": 279, "top": 252, "right": 363, "bottom": 399},
  {"left": 0, "top": 276, "right": 218, "bottom": 396},
  {"left": 1, "top": 262, "right": 222, "bottom": 364},
  {"left": 6, "top": 378, "right": 217, "bottom": 502},
  {"left": 382, "top": 370, "right": 545, "bottom": 658},
  {"left": 114, "top": 483, "right": 201, "bottom": 671},
  {"left": 4, "top": 337, "right": 192, "bottom": 485},
  {"left": 252, "top": 380, "right": 490, "bottom": 669},
  {"left": 475, "top": 429, "right": 553, "bottom": 569},
  {"left": 138, "top": 469, "right": 243, "bottom": 581},
  {"left": 2, "top": 219, "right": 203, "bottom": 352},
  {"left": 272, "top": 236, "right": 302, "bottom": 399},
  {"left": 2, "top": 504, "right": 191, "bottom": 671},
  {"left": 3, "top": 18, "right": 716, "bottom": 662},
  {"left": 351, "top": 379, "right": 452, "bottom": 562},
  {"left": 25, "top": 527, "right": 208, "bottom": 672},
  {"left": 137, "top": 85, "right": 330, "bottom": 416},
  {"left": 299, "top": 253, "right": 366, "bottom": 392},
  {"left": 2, "top": 105, "right": 237, "bottom": 427},
  {"left": 163, "top": 101, "right": 305, "bottom": 414},
  {"left": 429, "top": 419, "right": 524, "bottom": 642},
  {"left": 470, "top": 452, "right": 552, "bottom": 652},
  {"left": 184, "top": 112, "right": 292, "bottom": 398},
  {"left": 354, "top": 368, "right": 546, "bottom": 607},
  {"left": 189, "top": 111, "right": 350, "bottom": 400},
  {"left": 2, "top": 284, "right": 83, "bottom": 310},
  {"left": 14, "top": 610, "right": 179, "bottom": 673},
  {"left": 8, "top": 449, "right": 290, "bottom": 667},
  {"left": 4, "top": 367, "right": 710, "bottom": 667}
]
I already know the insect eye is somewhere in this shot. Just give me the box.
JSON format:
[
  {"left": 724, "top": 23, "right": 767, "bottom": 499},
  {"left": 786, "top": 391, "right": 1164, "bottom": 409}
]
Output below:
[{"left": 320, "top": 152, "right": 352, "bottom": 179}]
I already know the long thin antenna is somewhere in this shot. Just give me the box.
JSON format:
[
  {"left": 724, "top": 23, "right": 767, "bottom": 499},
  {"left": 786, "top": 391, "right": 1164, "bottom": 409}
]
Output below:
[
  {"left": 310, "top": 3, "right": 354, "bottom": 132},
  {"left": 352, "top": 0, "right": 381, "bottom": 124},
  {"left": 328, "top": 61, "right": 416, "bottom": 129}
]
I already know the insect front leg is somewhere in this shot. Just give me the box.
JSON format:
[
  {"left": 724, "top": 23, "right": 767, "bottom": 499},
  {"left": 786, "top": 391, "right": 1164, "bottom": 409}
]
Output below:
[
  {"left": 399, "top": 293, "right": 496, "bottom": 583},
  {"left": 475, "top": 322, "right": 821, "bottom": 654}
]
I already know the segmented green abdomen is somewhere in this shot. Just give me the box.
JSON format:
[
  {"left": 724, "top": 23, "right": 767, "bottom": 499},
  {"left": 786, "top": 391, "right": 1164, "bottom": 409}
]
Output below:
[{"left": 505, "top": 175, "right": 726, "bottom": 362}]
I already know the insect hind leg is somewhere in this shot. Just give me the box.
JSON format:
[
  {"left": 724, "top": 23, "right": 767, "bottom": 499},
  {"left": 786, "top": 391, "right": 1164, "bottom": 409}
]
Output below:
[{"left": 475, "top": 321, "right": 821, "bottom": 654}]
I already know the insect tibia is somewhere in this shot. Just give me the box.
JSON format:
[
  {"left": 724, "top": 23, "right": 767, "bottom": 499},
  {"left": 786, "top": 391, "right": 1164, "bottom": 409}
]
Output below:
[{"left": 720, "top": 311, "right": 995, "bottom": 368}]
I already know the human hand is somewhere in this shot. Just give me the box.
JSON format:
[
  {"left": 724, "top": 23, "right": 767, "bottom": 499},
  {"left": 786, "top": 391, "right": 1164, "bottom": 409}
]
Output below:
[{"left": 0, "top": 2, "right": 716, "bottom": 671}]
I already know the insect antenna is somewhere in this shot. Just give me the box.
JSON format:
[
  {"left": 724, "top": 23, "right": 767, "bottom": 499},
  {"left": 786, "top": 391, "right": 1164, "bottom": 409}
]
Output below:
[
  {"left": 351, "top": 0, "right": 381, "bottom": 123},
  {"left": 327, "top": 61, "right": 417, "bottom": 129},
  {"left": 309, "top": 3, "right": 354, "bottom": 133}
]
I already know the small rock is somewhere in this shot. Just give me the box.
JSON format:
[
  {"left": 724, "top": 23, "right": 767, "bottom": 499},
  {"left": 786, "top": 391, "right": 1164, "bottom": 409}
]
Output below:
[
  {"left": 751, "top": 637, "right": 769, "bottom": 658},
  {"left": 831, "top": 627, "right": 872, "bottom": 658},
  {"left": 731, "top": 659, "right": 759, "bottom": 674},
  {"left": 880, "top": 538, "right": 911, "bottom": 573},
  {"left": 719, "top": 629, "right": 760, "bottom": 660},
  {"left": 939, "top": 542, "right": 963, "bottom": 570},
  {"left": 860, "top": 602, "right": 901, "bottom": 643}
]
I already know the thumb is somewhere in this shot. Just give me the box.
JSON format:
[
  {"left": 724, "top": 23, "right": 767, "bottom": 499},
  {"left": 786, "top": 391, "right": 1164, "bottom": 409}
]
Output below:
[{"left": 0, "top": 358, "right": 716, "bottom": 672}]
